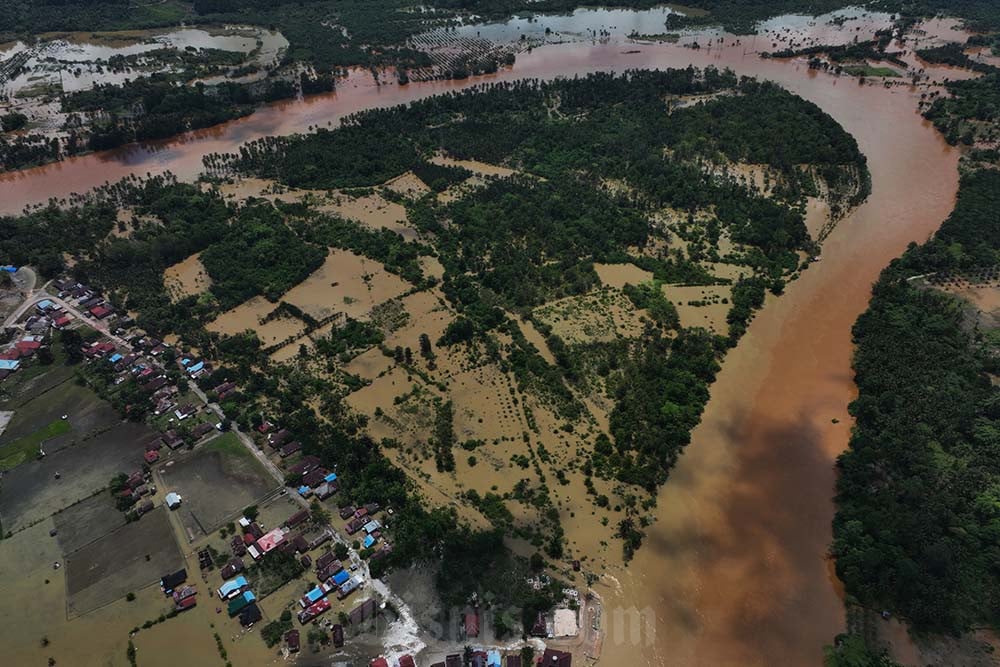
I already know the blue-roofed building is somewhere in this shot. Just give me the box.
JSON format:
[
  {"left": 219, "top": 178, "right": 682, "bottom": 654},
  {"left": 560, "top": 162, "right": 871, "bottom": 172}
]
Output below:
[
  {"left": 188, "top": 361, "right": 205, "bottom": 374},
  {"left": 108, "top": 353, "right": 123, "bottom": 363},
  {"left": 0, "top": 359, "right": 20, "bottom": 371},
  {"left": 218, "top": 575, "right": 249, "bottom": 599},
  {"left": 36, "top": 299, "right": 54, "bottom": 311},
  {"left": 487, "top": 650, "right": 501, "bottom": 667},
  {"left": 331, "top": 570, "right": 350, "bottom": 586},
  {"left": 305, "top": 587, "right": 324, "bottom": 603},
  {"left": 363, "top": 534, "right": 375, "bottom": 549},
  {"left": 298, "top": 485, "right": 311, "bottom": 497},
  {"left": 363, "top": 519, "right": 381, "bottom": 535},
  {"left": 324, "top": 472, "right": 338, "bottom": 483},
  {"left": 180, "top": 357, "right": 191, "bottom": 366}
]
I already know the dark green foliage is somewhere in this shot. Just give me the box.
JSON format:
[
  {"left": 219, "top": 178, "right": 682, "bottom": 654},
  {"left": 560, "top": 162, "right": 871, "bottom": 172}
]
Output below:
[
  {"left": 622, "top": 282, "right": 680, "bottom": 329},
  {"left": 410, "top": 160, "right": 472, "bottom": 193},
  {"left": 608, "top": 329, "right": 721, "bottom": 492},
  {"left": 924, "top": 73, "right": 1000, "bottom": 146},
  {"left": 0, "top": 112, "right": 27, "bottom": 133},
  {"left": 314, "top": 319, "right": 383, "bottom": 359},
  {"left": 433, "top": 400, "right": 456, "bottom": 472},
  {"left": 260, "top": 611, "right": 293, "bottom": 647},
  {"left": 220, "top": 125, "right": 418, "bottom": 190},
  {"left": 915, "top": 42, "right": 998, "bottom": 74},
  {"left": 834, "top": 170, "right": 1000, "bottom": 634},
  {"left": 200, "top": 202, "right": 325, "bottom": 308},
  {"left": 288, "top": 210, "right": 426, "bottom": 284}
]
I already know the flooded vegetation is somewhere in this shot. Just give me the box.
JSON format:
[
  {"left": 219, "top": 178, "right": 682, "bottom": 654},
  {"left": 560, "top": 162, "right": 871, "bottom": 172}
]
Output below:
[{"left": 3, "top": 2, "right": 1000, "bottom": 666}]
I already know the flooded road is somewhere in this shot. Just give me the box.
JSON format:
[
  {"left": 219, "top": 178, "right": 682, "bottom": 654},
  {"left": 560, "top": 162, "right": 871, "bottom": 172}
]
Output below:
[{"left": 0, "top": 17, "right": 963, "bottom": 666}]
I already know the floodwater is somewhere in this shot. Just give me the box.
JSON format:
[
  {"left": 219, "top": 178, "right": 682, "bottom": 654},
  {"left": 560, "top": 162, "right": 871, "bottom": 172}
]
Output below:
[
  {"left": 0, "top": 11, "right": 966, "bottom": 667},
  {"left": 0, "top": 26, "right": 287, "bottom": 96},
  {"left": 449, "top": 5, "right": 688, "bottom": 43}
]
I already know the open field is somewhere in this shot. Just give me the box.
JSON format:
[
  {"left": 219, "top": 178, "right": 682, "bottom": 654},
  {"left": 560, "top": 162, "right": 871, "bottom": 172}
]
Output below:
[
  {"left": 65, "top": 506, "right": 183, "bottom": 616},
  {"left": 207, "top": 295, "right": 306, "bottom": 347},
  {"left": 282, "top": 248, "right": 412, "bottom": 321},
  {"left": 164, "top": 252, "right": 212, "bottom": 301},
  {"left": 53, "top": 491, "right": 125, "bottom": 555},
  {"left": 0, "top": 379, "right": 119, "bottom": 454},
  {"left": 156, "top": 432, "right": 278, "bottom": 541},
  {"left": 534, "top": 288, "right": 645, "bottom": 345},
  {"left": 0, "top": 516, "right": 177, "bottom": 666},
  {"left": 0, "top": 420, "right": 152, "bottom": 533},
  {"left": 0, "top": 418, "right": 70, "bottom": 470}
]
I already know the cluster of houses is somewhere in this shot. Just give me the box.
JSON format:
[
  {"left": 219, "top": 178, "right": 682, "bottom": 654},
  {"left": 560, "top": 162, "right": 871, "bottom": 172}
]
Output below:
[
  {"left": 54, "top": 278, "right": 121, "bottom": 323},
  {"left": 160, "top": 569, "right": 197, "bottom": 611},
  {"left": 117, "top": 469, "right": 157, "bottom": 518},
  {"left": 0, "top": 333, "right": 46, "bottom": 379},
  {"left": 409, "top": 649, "right": 570, "bottom": 667},
  {"left": 215, "top": 574, "right": 262, "bottom": 625},
  {"left": 371, "top": 653, "right": 417, "bottom": 667}
]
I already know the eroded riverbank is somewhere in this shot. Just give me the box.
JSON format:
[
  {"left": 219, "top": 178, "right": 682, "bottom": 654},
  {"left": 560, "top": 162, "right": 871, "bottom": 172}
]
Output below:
[{"left": 0, "top": 15, "right": 965, "bottom": 666}]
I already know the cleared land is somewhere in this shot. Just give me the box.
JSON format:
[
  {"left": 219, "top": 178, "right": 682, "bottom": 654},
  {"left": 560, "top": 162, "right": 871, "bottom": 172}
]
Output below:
[
  {"left": 156, "top": 432, "right": 278, "bottom": 541},
  {"left": 65, "top": 506, "right": 183, "bottom": 616},
  {"left": 0, "top": 420, "right": 152, "bottom": 533},
  {"left": 53, "top": 492, "right": 125, "bottom": 555}
]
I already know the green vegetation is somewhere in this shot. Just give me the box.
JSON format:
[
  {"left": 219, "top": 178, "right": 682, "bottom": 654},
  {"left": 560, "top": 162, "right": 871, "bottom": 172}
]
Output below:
[
  {"left": 63, "top": 75, "right": 298, "bottom": 152},
  {"left": 0, "top": 70, "right": 867, "bottom": 576},
  {"left": 840, "top": 65, "right": 900, "bottom": 78},
  {"left": 834, "top": 170, "right": 1000, "bottom": 634},
  {"left": 0, "top": 419, "right": 70, "bottom": 471},
  {"left": 824, "top": 635, "right": 901, "bottom": 667},
  {"left": 200, "top": 202, "right": 326, "bottom": 308},
  {"left": 260, "top": 610, "right": 293, "bottom": 647}
]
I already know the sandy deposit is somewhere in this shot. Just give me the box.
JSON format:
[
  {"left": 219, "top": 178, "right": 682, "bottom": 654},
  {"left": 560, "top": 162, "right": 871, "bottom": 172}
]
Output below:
[
  {"left": 164, "top": 252, "right": 212, "bottom": 301},
  {"left": 282, "top": 248, "right": 411, "bottom": 322},
  {"left": 206, "top": 295, "right": 305, "bottom": 347},
  {"left": 534, "top": 288, "right": 645, "bottom": 345},
  {"left": 593, "top": 262, "right": 654, "bottom": 290}
]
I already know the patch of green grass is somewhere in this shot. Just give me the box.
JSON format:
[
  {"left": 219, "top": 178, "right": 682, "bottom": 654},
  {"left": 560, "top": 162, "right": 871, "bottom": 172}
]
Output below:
[
  {"left": 0, "top": 419, "right": 71, "bottom": 470},
  {"left": 843, "top": 64, "right": 900, "bottom": 78},
  {"left": 204, "top": 431, "right": 247, "bottom": 459}
]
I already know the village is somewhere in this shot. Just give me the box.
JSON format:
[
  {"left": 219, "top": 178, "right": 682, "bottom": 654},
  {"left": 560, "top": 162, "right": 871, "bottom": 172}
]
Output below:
[{"left": 0, "top": 266, "right": 595, "bottom": 667}]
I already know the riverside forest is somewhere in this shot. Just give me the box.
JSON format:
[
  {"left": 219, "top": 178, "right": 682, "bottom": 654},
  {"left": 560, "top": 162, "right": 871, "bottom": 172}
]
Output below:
[{"left": 4, "top": 2, "right": 1000, "bottom": 667}]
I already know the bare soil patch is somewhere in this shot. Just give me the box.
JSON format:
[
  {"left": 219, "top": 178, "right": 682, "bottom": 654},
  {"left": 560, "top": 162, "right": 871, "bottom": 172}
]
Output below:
[
  {"left": 65, "top": 506, "right": 183, "bottom": 616},
  {"left": 164, "top": 252, "right": 212, "bottom": 301},
  {"left": 156, "top": 433, "right": 278, "bottom": 542},
  {"left": 0, "top": 419, "right": 151, "bottom": 533},
  {"left": 282, "top": 248, "right": 411, "bottom": 322}
]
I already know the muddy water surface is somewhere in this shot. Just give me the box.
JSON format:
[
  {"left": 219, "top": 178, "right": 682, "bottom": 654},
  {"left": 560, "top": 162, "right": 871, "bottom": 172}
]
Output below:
[{"left": 0, "top": 17, "right": 964, "bottom": 666}]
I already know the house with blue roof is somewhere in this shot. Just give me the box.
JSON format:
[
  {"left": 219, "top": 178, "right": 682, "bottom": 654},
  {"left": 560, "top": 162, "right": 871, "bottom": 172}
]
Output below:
[{"left": 218, "top": 575, "right": 249, "bottom": 599}]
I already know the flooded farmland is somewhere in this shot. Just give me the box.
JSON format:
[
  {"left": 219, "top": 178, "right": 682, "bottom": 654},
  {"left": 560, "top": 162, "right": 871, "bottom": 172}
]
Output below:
[{"left": 0, "top": 6, "right": 975, "bottom": 666}]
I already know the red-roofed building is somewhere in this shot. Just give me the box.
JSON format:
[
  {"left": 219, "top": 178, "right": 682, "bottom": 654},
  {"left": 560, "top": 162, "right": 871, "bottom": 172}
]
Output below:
[
  {"left": 90, "top": 305, "right": 113, "bottom": 319},
  {"left": 144, "top": 450, "right": 160, "bottom": 464},
  {"left": 54, "top": 315, "right": 72, "bottom": 328},
  {"left": 539, "top": 649, "right": 571, "bottom": 667},
  {"left": 370, "top": 659, "right": 389, "bottom": 667},
  {"left": 398, "top": 655, "right": 416, "bottom": 667},
  {"left": 256, "top": 528, "right": 286, "bottom": 554},
  {"left": 465, "top": 610, "right": 479, "bottom": 638}
]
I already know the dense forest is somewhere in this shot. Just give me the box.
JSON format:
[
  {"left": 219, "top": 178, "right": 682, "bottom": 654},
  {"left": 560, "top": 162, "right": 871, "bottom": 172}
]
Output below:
[
  {"left": 834, "top": 170, "right": 1000, "bottom": 635},
  {"left": 0, "top": 69, "right": 867, "bottom": 569},
  {"left": 206, "top": 69, "right": 867, "bottom": 507}
]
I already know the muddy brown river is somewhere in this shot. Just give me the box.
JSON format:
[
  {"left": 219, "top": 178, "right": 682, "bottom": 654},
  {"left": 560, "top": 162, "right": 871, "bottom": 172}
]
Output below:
[{"left": 1, "top": 20, "right": 962, "bottom": 666}]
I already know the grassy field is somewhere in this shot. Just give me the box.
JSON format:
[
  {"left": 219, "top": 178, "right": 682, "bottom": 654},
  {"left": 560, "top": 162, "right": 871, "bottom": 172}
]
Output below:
[
  {"left": 843, "top": 64, "right": 901, "bottom": 77},
  {"left": 157, "top": 432, "right": 278, "bottom": 541},
  {"left": 0, "top": 419, "right": 70, "bottom": 471},
  {"left": 65, "top": 506, "right": 184, "bottom": 616}
]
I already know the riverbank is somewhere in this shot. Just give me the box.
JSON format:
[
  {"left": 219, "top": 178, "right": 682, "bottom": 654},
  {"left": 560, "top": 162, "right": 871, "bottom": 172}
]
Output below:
[{"left": 0, "top": 10, "right": 972, "bottom": 666}]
